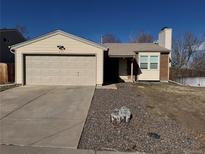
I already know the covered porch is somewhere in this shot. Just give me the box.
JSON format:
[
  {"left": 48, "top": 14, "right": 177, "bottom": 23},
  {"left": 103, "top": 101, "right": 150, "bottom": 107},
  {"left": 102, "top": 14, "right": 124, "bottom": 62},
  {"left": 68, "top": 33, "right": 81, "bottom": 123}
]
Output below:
[
  {"left": 118, "top": 57, "right": 139, "bottom": 82},
  {"left": 104, "top": 53, "right": 140, "bottom": 83}
]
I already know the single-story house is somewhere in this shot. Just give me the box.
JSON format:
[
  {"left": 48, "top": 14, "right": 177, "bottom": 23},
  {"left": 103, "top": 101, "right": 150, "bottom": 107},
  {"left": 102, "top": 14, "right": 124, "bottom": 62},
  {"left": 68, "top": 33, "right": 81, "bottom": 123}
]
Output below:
[{"left": 10, "top": 28, "right": 172, "bottom": 86}]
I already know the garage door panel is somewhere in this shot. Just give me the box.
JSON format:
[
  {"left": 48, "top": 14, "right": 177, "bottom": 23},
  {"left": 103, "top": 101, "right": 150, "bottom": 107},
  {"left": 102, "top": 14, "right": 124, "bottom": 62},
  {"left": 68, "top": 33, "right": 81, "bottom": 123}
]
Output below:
[{"left": 25, "top": 55, "right": 96, "bottom": 85}]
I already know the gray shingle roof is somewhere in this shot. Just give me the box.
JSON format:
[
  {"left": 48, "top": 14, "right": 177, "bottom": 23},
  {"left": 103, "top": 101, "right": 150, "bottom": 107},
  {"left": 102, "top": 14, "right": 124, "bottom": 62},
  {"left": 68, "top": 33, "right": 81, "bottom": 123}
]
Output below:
[{"left": 104, "top": 43, "right": 170, "bottom": 57}]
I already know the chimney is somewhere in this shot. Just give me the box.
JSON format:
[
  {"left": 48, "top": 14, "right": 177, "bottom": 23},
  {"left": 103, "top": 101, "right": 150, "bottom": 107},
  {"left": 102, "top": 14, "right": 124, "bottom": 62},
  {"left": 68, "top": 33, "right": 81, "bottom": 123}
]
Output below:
[
  {"left": 158, "top": 27, "right": 172, "bottom": 50},
  {"left": 159, "top": 27, "right": 172, "bottom": 72}
]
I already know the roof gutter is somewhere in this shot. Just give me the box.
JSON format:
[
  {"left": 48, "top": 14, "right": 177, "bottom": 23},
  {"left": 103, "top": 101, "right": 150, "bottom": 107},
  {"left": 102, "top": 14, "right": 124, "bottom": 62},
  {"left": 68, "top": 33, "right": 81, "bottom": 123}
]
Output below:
[
  {"left": 9, "top": 46, "right": 15, "bottom": 54},
  {"left": 108, "top": 55, "right": 135, "bottom": 58},
  {"left": 134, "top": 50, "right": 170, "bottom": 53}
]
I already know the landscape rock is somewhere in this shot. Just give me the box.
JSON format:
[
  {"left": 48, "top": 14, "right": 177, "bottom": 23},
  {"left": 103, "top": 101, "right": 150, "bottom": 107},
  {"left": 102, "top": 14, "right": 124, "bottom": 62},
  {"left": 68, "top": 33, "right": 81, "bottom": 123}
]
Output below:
[
  {"left": 110, "top": 109, "right": 121, "bottom": 124},
  {"left": 119, "top": 106, "right": 131, "bottom": 123},
  {"left": 110, "top": 106, "right": 132, "bottom": 124}
]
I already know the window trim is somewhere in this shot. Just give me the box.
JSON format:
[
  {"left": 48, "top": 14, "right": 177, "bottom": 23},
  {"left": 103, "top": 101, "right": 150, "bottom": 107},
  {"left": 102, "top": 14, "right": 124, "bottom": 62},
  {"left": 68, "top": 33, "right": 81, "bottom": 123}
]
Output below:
[
  {"left": 139, "top": 55, "right": 148, "bottom": 70},
  {"left": 150, "top": 55, "right": 159, "bottom": 70},
  {"left": 139, "top": 55, "right": 160, "bottom": 70}
]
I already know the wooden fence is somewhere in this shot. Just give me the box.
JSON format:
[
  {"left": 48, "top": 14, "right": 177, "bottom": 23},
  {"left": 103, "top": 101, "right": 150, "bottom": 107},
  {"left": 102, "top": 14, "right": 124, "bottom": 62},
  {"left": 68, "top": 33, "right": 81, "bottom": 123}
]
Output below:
[{"left": 0, "top": 63, "right": 15, "bottom": 84}]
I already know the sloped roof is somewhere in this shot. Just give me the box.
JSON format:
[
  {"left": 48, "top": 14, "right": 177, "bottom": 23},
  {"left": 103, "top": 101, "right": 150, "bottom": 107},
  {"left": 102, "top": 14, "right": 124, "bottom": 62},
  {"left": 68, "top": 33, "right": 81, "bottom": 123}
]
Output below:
[
  {"left": 104, "top": 43, "right": 170, "bottom": 57},
  {"left": 10, "top": 30, "right": 108, "bottom": 50}
]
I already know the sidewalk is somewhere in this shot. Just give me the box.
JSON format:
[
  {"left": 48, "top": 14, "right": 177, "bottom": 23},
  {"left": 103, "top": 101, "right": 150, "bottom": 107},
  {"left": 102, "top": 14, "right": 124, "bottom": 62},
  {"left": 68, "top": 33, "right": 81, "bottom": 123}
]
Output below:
[{"left": 0, "top": 145, "right": 146, "bottom": 154}]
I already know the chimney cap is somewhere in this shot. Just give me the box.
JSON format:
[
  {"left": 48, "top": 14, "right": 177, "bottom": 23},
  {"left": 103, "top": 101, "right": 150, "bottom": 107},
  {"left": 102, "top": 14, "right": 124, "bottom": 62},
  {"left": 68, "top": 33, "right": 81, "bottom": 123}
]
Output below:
[{"left": 161, "top": 27, "right": 171, "bottom": 31}]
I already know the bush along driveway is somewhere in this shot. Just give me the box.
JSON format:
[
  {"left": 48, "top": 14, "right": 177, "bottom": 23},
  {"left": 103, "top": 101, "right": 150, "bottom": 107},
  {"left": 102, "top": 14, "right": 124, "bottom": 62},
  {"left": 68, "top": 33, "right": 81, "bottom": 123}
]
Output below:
[{"left": 78, "top": 83, "right": 205, "bottom": 154}]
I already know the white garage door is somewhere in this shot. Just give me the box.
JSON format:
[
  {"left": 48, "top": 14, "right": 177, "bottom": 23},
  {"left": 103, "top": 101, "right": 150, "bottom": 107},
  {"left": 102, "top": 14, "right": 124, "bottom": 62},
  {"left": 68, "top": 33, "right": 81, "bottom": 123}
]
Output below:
[{"left": 25, "top": 55, "right": 96, "bottom": 85}]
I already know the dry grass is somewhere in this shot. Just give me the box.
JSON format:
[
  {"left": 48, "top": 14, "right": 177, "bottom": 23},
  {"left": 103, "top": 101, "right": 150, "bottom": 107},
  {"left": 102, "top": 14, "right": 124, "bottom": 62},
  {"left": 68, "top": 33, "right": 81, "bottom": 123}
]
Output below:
[{"left": 137, "top": 82, "right": 205, "bottom": 144}]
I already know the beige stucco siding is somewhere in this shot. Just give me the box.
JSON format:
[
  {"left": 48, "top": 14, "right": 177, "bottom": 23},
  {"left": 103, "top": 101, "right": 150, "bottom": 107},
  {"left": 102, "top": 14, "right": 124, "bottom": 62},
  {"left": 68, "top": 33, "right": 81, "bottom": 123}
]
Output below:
[
  {"left": 138, "top": 70, "right": 160, "bottom": 80},
  {"left": 138, "top": 52, "right": 160, "bottom": 81},
  {"left": 15, "top": 34, "right": 104, "bottom": 85}
]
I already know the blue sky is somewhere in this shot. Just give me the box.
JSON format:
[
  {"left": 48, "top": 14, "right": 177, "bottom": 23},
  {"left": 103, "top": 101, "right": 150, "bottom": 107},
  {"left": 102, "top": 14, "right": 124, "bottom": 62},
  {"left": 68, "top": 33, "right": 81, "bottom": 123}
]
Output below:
[{"left": 1, "top": 0, "right": 205, "bottom": 42}]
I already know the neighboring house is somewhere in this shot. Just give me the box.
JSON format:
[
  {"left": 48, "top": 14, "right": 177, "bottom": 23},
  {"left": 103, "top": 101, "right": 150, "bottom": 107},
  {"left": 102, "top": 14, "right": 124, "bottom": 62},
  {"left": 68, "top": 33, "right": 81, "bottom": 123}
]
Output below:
[
  {"left": 0, "top": 29, "right": 26, "bottom": 83},
  {"left": 0, "top": 29, "right": 26, "bottom": 63},
  {"left": 10, "top": 28, "right": 172, "bottom": 86}
]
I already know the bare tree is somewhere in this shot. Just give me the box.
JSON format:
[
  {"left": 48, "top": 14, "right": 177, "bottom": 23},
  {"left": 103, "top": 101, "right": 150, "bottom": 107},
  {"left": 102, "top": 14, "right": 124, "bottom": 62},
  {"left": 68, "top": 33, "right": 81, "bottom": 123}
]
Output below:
[
  {"left": 16, "top": 24, "right": 29, "bottom": 39},
  {"left": 190, "top": 34, "right": 205, "bottom": 71},
  {"left": 130, "top": 32, "right": 154, "bottom": 43},
  {"left": 191, "top": 53, "right": 205, "bottom": 71},
  {"left": 172, "top": 32, "right": 200, "bottom": 69},
  {"left": 102, "top": 34, "right": 121, "bottom": 43}
]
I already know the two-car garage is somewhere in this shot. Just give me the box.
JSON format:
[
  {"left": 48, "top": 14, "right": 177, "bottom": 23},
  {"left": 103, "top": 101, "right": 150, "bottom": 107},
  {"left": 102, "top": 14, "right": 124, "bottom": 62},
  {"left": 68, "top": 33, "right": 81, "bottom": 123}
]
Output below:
[
  {"left": 11, "top": 30, "right": 107, "bottom": 86},
  {"left": 24, "top": 55, "right": 96, "bottom": 85}
]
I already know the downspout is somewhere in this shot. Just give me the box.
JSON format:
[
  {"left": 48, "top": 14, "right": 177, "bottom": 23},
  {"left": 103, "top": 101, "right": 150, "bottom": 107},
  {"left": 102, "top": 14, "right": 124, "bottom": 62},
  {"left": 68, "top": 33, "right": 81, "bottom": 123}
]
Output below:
[
  {"left": 9, "top": 46, "right": 15, "bottom": 54},
  {"left": 9, "top": 46, "right": 16, "bottom": 84}
]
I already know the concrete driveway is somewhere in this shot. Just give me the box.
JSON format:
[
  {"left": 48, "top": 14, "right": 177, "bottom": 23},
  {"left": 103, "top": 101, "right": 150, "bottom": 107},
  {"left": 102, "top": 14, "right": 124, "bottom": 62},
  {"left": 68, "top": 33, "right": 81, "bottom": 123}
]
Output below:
[{"left": 0, "top": 86, "right": 95, "bottom": 148}]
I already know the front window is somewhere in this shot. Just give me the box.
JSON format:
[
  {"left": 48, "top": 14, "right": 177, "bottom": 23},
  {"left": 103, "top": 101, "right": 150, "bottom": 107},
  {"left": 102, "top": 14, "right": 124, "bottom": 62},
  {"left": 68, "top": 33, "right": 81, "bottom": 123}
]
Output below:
[
  {"left": 150, "top": 56, "right": 159, "bottom": 69},
  {"left": 140, "top": 56, "right": 148, "bottom": 69},
  {"left": 140, "top": 55, "right": 159, "bottom": 70}
]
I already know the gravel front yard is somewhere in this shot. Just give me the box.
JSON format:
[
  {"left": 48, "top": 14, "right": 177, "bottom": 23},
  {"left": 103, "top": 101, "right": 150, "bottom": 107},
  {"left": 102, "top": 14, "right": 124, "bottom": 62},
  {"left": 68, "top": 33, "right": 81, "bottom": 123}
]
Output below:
[{"left": 78, "top": 83, "right": 205, "bottom": 154}]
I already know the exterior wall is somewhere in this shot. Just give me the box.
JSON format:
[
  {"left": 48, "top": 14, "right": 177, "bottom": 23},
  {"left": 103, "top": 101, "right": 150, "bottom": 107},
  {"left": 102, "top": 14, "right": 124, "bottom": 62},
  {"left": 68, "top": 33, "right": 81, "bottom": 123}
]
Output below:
[
  {"left": 160, "top": 53, "right": 169, "bottom": 81},
  {"left": 15, "top": 34, "right": 104, "bottom": 85},
  {"left": 138, "top": 52, "right": 160, "bottom": 81}
]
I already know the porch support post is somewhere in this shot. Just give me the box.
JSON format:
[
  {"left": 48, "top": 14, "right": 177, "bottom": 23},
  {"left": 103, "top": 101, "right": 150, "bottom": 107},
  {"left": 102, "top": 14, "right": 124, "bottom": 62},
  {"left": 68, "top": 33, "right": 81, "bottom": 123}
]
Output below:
[{"left": 131, "top": 58, "right": 134, "bottom": 81}]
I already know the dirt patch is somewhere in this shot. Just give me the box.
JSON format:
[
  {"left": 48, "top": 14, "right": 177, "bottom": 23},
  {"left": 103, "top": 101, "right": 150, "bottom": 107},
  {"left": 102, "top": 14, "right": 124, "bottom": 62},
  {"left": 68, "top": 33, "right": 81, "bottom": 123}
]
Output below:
[{"left": 78, "top": 83, "right": 205, "bottom": 153}]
